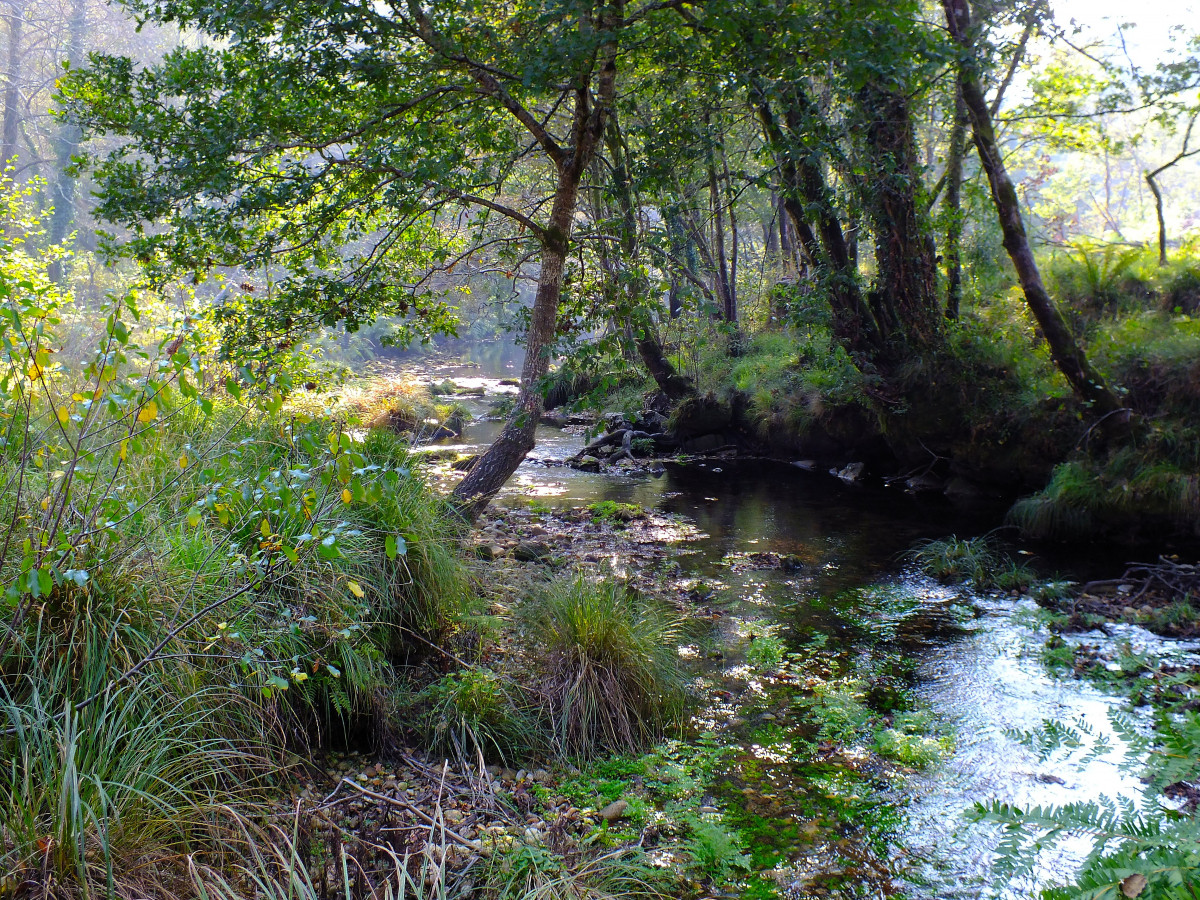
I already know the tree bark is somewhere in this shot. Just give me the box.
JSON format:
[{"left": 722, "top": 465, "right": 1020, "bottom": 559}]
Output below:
[
  {"left": 943, "top": 0, "right": 1127, "bottom": 421},
  {"left": 860, "top": 82, "right": 941, "bottom": 349},
  {"left": 944, "top": 86, "right": 968, "bottom": 318},
  {"left": 451, "top": 4, "right": 622, "bottom": 519},
  {"left": 451, "top": 201, "right": 572, "bottom": 518}
]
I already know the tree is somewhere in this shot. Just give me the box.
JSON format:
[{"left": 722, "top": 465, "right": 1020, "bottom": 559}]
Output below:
[
  {"left": 64, "top": 0, "right": 661, "bottom": 517},
  {"left": 942, "top": 0, "right": 1128, "bottom": 421}
]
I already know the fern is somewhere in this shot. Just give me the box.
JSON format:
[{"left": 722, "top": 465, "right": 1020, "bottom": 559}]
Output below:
[{"left": 980, "top": 709, "right": 1200, "bottom": 898}]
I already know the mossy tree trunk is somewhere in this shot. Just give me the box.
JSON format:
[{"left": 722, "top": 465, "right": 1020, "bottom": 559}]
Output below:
[{"left": 860, "top": 82, "right": 942, "bottom": 350}]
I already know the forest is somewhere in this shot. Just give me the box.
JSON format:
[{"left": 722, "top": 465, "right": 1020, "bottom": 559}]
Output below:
[{"left": 4, "top": 0, "right": 1200, "bottom": 897}]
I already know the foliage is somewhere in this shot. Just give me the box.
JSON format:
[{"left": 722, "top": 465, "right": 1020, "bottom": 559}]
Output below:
[
  {"left": 484, "top": 841, "right": 667, "bottom": 900},
  {"left": 517, "top": 576, "right": 687, "bottom": 759},
  {"left": 421, "top": 668, "right": 533, "bottom": 765},
  {"left": 974, "top": 711, "right": 1200, "bottom": 898},
  {"left": 682, "top": 818, "right": 751, "bottom": 882},
  {"left": 0, "top": 177, "right": 476, "bottom": 893}
]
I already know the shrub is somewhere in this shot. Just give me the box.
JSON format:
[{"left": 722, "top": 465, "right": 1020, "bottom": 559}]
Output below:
[{"left": 518, "top": 576, "right": 687, "bottom": 759}]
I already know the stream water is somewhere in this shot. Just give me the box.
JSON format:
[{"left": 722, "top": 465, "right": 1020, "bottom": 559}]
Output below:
[{"left": 391, "top": 354, "right": 1193, "bottom": 898}]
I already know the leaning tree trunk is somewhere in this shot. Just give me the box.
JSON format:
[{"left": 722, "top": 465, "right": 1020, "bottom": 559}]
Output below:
[
  {"left": 452, "top": 210, "right": 571, "bottom": 517},
  {"left": 943, "top": 0, "right": 1127, "bottom": 421},
  {"left": 1146, "top": 170, "right": 1168, "bottom": 266}
]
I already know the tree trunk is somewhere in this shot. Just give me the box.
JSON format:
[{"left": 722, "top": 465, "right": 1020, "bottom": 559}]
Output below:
[
  {"left": 1, "top": 0, "right": 24, "bottom": 167},
  {"left": 1146, "top": 170, "right": 1168, "bottom": 266},
  {"left": 452, "top": 214, "right": 570, "bottom": 517},
  {"left": 944, "top": 86, "right": 968, "bottom": 318},
  {"left": 943, "top": 0, "right": 1127, "bottom": 421},
  {"left": 752, "top": 81, "right": 882, "bottom": 354},
  {"left": 860, "top": 82, "right": 941, "bottom": 349}
]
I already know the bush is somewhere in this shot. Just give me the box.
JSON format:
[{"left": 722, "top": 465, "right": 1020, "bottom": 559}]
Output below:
[
  {"left": 518, "top": 576, "right": 687, "bottom": 759},
  {"left": 0, "top": 179, "right": 475, "bottom": 894}
]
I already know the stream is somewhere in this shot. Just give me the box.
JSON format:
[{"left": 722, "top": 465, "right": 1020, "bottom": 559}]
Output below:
[{"left": 392, "top": 354, "right": 1191, "bottom": 898}]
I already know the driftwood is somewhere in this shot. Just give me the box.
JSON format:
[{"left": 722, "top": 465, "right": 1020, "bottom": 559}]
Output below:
[{"left": 1080, "top": 557, "right": 1200, "bottom": 605}]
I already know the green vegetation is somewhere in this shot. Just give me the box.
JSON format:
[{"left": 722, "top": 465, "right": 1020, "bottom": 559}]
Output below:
[
  {"left": 516, "top": 576, "right": 688, "bottom": 759},
  {"left": 910, "top": 536, "right": 1035, "bottom": 592}
]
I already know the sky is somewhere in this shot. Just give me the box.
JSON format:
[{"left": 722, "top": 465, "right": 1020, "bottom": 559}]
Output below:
[{"left": 1052, "top": 0, "right": 1198, "bottom": 69}]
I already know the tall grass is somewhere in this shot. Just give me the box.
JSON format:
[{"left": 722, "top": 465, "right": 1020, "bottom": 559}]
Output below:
[{"left": 518, "top": 577, "right": 687, "bottom": 760}]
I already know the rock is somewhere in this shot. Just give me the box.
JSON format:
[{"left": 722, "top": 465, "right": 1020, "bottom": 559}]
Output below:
[
  {"left": 598, "top": 800, "right": 629, "bottom": 822},
  {"left": 791, "top": 459, "right": 817, "bottom": 471},
  {"left": 905, "top": 473, "right": 943, "bottom": 493},
  {"left": 515, "top": 769, "right": 528, "bottom": 783},
  {"left": 649, "top": 464, "right": 665, "bottom": 477},
  {"left": 570, "top": 455, "right": 602, "bottom": 473},
  {"left": 500, "top": 768, "right": 516, "bottom": 783},
  {"left": 670, "top": 394, "right": 732, "bottom": 440},
  {"left": 532, "top": 768, "right": 550, "bottom": 784},
  {"left": 444, "top": 809, "right": 464, "bottom": 825},
  {"left": 835, "top": 462, "right": 865, "bottom": 484},
  {"left": 452, "top": 454, "right": 480, "bottom": 472},
  {"left": 513, "top": 541, "right": 552, "bottom": 562},
  {"left": 779, "top": 554, "right": 804, "bottom": 572},
  {"left": 539, "top": 411, "right": 569, "bottom": 427},
  {"left": 499, "top": 378, "right": 521, "bottom": 386}
]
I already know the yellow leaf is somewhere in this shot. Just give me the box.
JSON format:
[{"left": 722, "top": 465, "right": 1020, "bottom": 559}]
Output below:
[
  {"left": 137, "top": 400, "right": 158, "bottom": 423},
  {"left": 26, "top": 363, "right": 42, "bottom": 380},
  {"left": 71, "top": 392, "right": 84, "bottom": 402},
  {"left": 39, "top": 497, "right": 49, "bottom": 510},
  {"left": 118, "top": 440, "right": 128, "bottom": 461},
  {"left": 56, "top": 407, "right": 69, "bottom": 424},
  {"left": 341, "top": 488, "right": 352, "bottom": 504},
  {"left": 260, "top": 518, "right": 271, "bottom": 537},
  {"left": 178, "top": 454, "right": 188, "bottom": 469},
  {"left": 346, "top": 581, "right": 364, "bottom": 599}
]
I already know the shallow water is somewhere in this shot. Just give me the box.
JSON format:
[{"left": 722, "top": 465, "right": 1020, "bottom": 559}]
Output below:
[{"left": 392, "top": 355, "right": 1187, "bottom": 897}]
